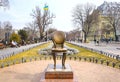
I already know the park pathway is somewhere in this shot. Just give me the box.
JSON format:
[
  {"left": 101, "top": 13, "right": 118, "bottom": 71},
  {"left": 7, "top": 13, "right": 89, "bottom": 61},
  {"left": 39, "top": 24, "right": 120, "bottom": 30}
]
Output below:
[
  {"left": 0, "top": 42, "right": 46, "bottom": 60},
  {"left": 0, "top": 60, "right": 120, "bottom": 82},
  {"left": 69, "top": 41, "right": 120, "bottom": 60}
]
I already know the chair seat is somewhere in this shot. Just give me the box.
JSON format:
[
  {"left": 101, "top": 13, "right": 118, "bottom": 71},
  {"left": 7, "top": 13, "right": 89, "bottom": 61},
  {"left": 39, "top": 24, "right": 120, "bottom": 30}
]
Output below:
[{"left": 52, "top": 48, "right": 67, "bottom": 52}]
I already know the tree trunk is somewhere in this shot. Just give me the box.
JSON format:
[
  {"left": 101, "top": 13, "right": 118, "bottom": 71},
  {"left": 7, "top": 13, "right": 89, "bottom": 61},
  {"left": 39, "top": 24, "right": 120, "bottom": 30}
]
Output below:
[
  {"left": 39, "top": 31, "right": 44, "bottom": 41},
  {"left": 84, "top": 34, "right": 87, "bottom": 43},
  {"left": 114, "top": 33, "right": 118, "bottom": 41},
  {"left": 40, "top": 35, "right": 43, "bottom": 40},
  {"left": 113, "top": 24, "right": 118, "bottom": 41},
  {"left": 82, "top": 30, "right": 87, "bottom": 43}
]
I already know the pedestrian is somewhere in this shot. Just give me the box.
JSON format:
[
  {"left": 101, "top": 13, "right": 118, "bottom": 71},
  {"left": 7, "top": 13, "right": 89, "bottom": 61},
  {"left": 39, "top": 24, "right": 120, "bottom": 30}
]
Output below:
[
  {"left": 96, "top": 40, "right": 99, "bottom": 46},
  {"left": 94, "top": 39, "right": 96, "bottom": 45},
  {"left": 106, "top": 38, "right": 108, "bottom": 44}
]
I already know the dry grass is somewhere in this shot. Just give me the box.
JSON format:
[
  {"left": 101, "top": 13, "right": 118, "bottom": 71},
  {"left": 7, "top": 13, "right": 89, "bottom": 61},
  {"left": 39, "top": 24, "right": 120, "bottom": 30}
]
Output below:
[
  {"left": 65, "top": 42, "right": 120, "bottom": 63},
  {"left": 0, "top": 42, "right": 120, "bottom": 68},
  {"left": 0, "top": 42, "right": 50, "bottom": 63}
]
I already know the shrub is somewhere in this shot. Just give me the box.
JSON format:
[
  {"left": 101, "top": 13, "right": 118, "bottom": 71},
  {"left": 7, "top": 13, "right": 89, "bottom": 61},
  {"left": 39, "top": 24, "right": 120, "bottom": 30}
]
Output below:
[{"left": 10, "top": 32, "right": 21, "bottom": 43}]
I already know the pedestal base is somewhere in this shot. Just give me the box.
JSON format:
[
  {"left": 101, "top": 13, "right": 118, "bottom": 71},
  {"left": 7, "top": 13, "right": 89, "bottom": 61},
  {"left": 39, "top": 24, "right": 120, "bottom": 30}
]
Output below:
[{"left": 45, "top": 64, "right": 73, "bottom": 79}]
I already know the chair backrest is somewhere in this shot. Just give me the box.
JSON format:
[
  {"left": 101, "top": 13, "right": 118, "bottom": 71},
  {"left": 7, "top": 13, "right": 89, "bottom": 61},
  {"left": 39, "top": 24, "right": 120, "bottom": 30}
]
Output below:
[{"left": 52, "top": 31, "right": 65, "bottom": 48}]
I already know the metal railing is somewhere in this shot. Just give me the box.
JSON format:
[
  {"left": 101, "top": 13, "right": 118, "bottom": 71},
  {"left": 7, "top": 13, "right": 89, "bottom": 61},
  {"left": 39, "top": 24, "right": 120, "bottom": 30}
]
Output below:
[{"left": 0, "top": 56, "right": 120, "bottom": 69}]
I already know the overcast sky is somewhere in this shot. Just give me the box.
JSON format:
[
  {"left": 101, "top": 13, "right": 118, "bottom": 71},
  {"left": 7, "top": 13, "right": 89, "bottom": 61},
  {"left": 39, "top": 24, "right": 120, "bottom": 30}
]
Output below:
[{"left": 0, "top": 0, "right": 119, "bottom": 32}]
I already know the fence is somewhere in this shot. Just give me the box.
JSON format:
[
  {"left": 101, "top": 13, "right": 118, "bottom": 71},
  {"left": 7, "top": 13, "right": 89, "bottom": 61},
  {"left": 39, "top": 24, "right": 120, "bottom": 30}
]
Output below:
[{"left": 0, "top": 56, "right": 120, "bottom": 69}]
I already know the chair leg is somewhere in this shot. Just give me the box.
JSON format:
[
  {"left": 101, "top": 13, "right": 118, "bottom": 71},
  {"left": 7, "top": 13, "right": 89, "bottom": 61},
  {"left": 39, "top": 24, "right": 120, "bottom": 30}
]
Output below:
[
  {"left": 62, "top": 53, "right": 66, "bottom": 69},
  {"left": 53, "top": 53, "right": 56, "bottom": 69}
]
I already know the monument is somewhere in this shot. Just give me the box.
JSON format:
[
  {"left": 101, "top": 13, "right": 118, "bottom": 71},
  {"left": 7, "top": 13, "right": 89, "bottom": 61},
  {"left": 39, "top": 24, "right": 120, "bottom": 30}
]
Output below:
[
  {"left": 52, "top": 31, "right": 66, "bottom": 69},
  {"left": 45, "top": 31, "right": 73, "bottom": 79}
]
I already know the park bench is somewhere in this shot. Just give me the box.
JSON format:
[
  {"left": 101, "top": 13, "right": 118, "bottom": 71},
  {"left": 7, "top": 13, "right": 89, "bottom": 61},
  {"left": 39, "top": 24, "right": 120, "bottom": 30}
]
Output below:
[{"left": 0, "top": 43, "right": 5, "bottom": 49}]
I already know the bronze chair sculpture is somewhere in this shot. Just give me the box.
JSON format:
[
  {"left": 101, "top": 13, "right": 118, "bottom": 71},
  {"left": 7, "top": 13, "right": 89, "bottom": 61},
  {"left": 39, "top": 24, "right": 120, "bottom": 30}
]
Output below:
[{"left": 51, "top": 31, "right": 67, "bottom": 69}]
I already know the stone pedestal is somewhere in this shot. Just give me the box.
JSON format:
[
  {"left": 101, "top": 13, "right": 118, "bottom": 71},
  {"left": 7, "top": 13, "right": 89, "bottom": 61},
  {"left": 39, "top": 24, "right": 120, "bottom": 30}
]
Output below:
[{"left": 45, "top": 64, "right": 73, "bottom": 79}]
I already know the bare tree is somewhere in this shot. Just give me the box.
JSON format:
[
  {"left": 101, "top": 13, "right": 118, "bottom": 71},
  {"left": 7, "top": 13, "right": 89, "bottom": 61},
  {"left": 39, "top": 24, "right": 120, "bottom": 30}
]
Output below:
[
  {"left": 106, "top": 3, "right": 120, "bottom": 41},
  {"left": 0, "top": 0, "right": 9, "bottom": 8},
  {"left": 3, "top": 21, "right": 12, "bottom": 31},
  {"left": 31, "top": 5, "right": 54, "bottom": 40},
  {"left": 46, "top": 27, "right": 57, "bottom": 40},
  {"left": 66, "top": 28, "right": 80, "bottom": 41},
  {"left": 0, "top": 21, "right": 3, "bottom": 39},
  {"left": 26, "top": 21, "right": 38, "bottom": 37},
  {"left": 72, "top": 3, "right": 98, "bottom": 42},
  {"left": 86, "top": 9, "right": 100, "bottom": 40},
  {"left": 101, "top": 23, "right": 113, "bottom": 39},
  {"left": 47, "top": 27, "right": 57, "bottom": 34},
  {"left": 23, "top": 27, "right": 32, "bottom": 40}
]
